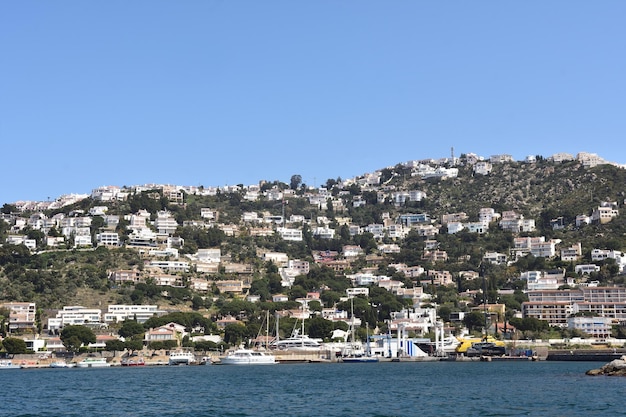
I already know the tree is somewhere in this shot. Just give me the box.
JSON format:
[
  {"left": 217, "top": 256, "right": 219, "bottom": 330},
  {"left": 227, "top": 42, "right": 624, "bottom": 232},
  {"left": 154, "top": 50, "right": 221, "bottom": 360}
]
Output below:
[
  {"left": 191, "top": 295, "right": 205, "bottom": 310},
  {"left": 118, "top": 320, "right": 145, "bottom": 339},
  {"left": 1, "top": 203, "right": 17, "bottom": 214},
  {"left": 105, "top": 339, "right": 126, "bottom": 356},
  {"left": 437, "top": 305, "right": 452, "bottom": 322},
  {"left": 125, "top": 336, "right": 145, "bottom": 353},
  {"left": 290, "top": 174, "right": 302, "bottom": 190},
  {"left": 223, "top": 323, "right": 247, "bottom": 346},
  {"left": 305, "top": 316, "right": 334, "bottom": 340},
  {"left": 60, "top": 325, "right": 96, "bottom": 353},
  {"left": 463, "top": 311, "right": 486, "bottom": 333},
  {"left": 2, "top": 337, "right": 28, "bottom": 354}
]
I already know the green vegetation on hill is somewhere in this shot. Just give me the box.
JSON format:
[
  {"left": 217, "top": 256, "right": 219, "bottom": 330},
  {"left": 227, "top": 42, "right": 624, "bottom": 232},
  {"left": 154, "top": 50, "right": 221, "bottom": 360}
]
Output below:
[{"left": 2, "top": 156, "right": 626, "bottom": 341}]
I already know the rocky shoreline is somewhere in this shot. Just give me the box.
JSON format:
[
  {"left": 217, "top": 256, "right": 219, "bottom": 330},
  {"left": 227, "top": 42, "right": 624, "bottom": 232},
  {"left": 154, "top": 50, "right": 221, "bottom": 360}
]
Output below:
[{"left": 586, "top": 355, "right": 626, "bottom": 376}]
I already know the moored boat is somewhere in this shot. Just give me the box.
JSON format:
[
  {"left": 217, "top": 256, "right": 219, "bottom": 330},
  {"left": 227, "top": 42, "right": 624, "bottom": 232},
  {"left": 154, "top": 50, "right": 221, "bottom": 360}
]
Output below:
[
  {"left": 0, "top": 360, "right": 21, "bottom": 370},
  {"left": 121, "top": 357, "right": 145, "bottom": 366},
  {"left": 219, "top": 349, "right": 277, "bottom": 365},
  {"left": 456, "top": 335, "right": 505, "bottom": 355},
  {"left": 168, "top": 350, "right": 196, "bottom": 365},
  {"left": 76, "top": 357, "right": 111, "bottom": 368},
  {"left": 49, "top": 360, "right": 75, "bottom": 368}
]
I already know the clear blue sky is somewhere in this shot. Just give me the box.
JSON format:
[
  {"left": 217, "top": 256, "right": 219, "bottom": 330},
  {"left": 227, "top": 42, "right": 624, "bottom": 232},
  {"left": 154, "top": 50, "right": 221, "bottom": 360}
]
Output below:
[{"left": 2, "top": 1, "right": 625, "bottom": 203}]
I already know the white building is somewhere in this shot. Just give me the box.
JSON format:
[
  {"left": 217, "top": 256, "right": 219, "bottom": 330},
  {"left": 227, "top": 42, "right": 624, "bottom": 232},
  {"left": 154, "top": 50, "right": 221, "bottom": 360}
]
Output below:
[
  {"left": 277, "top": 227, "right": 303, "bottom": 242},
  {"left": 103, "top": 305, "right": 165, "bottom": 324},
  {"left": 567, "top": 316, "right": 612, "bottom": 338},
  {"left": 196, "top": 248, "right": 221, "bottom": 263},
  {"left": 154, "top": 211, "right": 179, "bottom": 235},
  {"left": 96, "top": 232, "right": 120, "bottom": 247},
  {"left": 48, "top": 306, "right": 104, "bottom": 332},
  {"left": 575, "top": 264, "right": 600, "bottom": 275},
  {"left": 145, "top": 260, "right": 190, "bottom": 273}
]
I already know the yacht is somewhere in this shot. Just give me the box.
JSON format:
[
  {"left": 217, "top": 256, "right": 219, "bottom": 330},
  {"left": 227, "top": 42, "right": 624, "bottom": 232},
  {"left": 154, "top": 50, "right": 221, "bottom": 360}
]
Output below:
[
  {"left": 219, "top": 349, "right": 277, "bottom": 365},
  {"left": 269, "top": 331, "right": 322, "bottom": 351},
  {"left": 76, "top": 357, "right": 110, "bottom": 368},
  {"left": 168, "top": 350, "right": 196, "bottom": 365},
  {"left": 416, "top": 335, "right": 461, "bottom": 356}
]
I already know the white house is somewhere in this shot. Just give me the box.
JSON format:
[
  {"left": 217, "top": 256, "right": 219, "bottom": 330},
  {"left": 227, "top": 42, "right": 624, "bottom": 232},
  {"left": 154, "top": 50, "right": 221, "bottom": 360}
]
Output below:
[{"left": 575, "top": 264, "right": 600, "bottom": 275}]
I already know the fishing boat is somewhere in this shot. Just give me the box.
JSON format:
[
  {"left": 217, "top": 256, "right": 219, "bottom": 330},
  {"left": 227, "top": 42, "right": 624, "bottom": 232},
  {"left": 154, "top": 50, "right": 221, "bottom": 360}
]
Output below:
[
  {"left": 76, "top": 357, "right": 111, "bottom": 368},
  {"left": 219, "top": 349, "right": 277, "bottom": 365}
]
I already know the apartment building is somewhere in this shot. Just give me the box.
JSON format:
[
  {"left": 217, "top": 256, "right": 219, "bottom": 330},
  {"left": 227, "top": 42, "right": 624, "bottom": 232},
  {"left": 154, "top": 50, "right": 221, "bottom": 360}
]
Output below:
[
  {"left": 522, "top": 287, "right": 626, "bottom": 327},
  {"left": 2, "top": 302, "right": 37, "bottom": 334}
]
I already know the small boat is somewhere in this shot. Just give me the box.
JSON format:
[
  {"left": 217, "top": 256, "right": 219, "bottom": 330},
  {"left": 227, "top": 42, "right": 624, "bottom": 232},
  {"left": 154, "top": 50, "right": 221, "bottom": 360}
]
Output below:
[
  {"left": 0, "top": 360, "right": 21, "bottom": 370},
  {"left": 76, "top": 357, "right": 111, "bottom": 368},
  {"left": 121, "top": 357, "right": 145, "bottom": 366},
  {"left": 219, "top": 349, "right": 277, "bottom": 365},
  {"left": 341, "top": 354, "right": 379, "bottom": 363},
  {"left": 49, "top": 360, "right": 75, "bottom": 368},
  {"left": 168, "top": 350, "right": 196, "bottom": 366}
]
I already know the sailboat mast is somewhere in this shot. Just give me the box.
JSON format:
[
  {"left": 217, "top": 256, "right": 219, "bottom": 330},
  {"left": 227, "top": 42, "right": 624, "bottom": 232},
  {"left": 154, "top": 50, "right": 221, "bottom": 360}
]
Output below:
[
  {"left": 366, "top": 322, "right": 370, "bottom": 356},
  {"left": 301, "top": 307, "right": 305, "bottom": 349},
  {"left": 266, "top": 311, "right": 270, "bottom": 350},
  {"left": 350, "top": 297, "right": 355, "bottom": 343}
]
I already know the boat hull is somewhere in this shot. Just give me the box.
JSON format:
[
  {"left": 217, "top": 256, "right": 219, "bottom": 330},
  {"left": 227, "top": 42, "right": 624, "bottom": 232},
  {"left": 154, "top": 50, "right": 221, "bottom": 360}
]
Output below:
[
  {"left": 219, "top": 349, "right": 277, "bottom": 365},
  {"left": 341, "top": 357, "right": 379, "bottom": 363}
]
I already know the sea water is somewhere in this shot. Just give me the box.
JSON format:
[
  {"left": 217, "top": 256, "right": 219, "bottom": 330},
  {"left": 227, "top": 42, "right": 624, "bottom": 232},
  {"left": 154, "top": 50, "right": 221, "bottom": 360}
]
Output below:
[{"left": 2, "top": 361, "right": 623, "bottom": 417}]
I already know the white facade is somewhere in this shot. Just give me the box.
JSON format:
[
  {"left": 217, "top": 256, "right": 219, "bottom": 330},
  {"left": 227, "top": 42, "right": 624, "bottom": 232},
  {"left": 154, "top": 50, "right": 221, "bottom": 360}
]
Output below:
[
  {"left": 96, "top": 232, "right": 120, "bottom": 247},
  {"left": 104, "top": 304, "right": 164, "bottom": 324},
  {"left": 196, "top": 248, "right": 221, "bottom": 263},
  {"left": 48, "top": 306, "right": 103, "bottom": 331},
  {"left": 154, "top": 211, "right": 179, "bottom": 235},
  {"left": 277, "top": 227, "right": 303, "bottom": 241},
  {"left": 567, "top": 316, "right": 612, "bottom": 338},
  {"left": 146, "top": 260, "right": 190, "bottom": 273},
  {"left": 575, "top": 264, "right": 600, "bottom": 275},
  {"left": 263, "top": 252, "right": 289, "bottom": 267}
]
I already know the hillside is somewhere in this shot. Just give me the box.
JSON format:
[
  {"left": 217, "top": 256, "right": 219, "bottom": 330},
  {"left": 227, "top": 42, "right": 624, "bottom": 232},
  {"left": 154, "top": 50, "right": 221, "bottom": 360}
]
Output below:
[{"left": 2, "top": 153, "right": 626, "bottom": 335}]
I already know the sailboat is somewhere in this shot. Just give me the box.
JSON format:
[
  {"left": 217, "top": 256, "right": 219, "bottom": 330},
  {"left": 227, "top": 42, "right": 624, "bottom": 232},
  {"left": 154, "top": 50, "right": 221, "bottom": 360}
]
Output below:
[{"left": 341, "top": 298, "right": 379, "bottom": 363}]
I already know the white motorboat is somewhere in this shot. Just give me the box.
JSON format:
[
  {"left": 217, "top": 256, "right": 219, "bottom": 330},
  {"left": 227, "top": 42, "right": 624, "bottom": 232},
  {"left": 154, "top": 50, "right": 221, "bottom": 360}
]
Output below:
[
  {"left": 76, "top": 357, "right": 110, "bottom": 368},
  {"left": 168, "top": 350, "right": 196, "bottom": 365},
  {"left": 270, "top": 332, "right": 323, "bottom": 351},
  {"left": 0, "top": 360, "right": 21, "bottom": 370},
  {"left": 49, "top": 360, "right": 75, "bottom": 368},
  {"left": 219, "top": 349, "right": 277, "bottom": 365}
]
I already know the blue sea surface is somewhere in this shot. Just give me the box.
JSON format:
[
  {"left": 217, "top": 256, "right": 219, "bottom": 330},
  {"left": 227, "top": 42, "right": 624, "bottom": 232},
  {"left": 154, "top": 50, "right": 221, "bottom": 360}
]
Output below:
[{"left": 2, "top": 361, "right": 623, "bottom": 417}]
